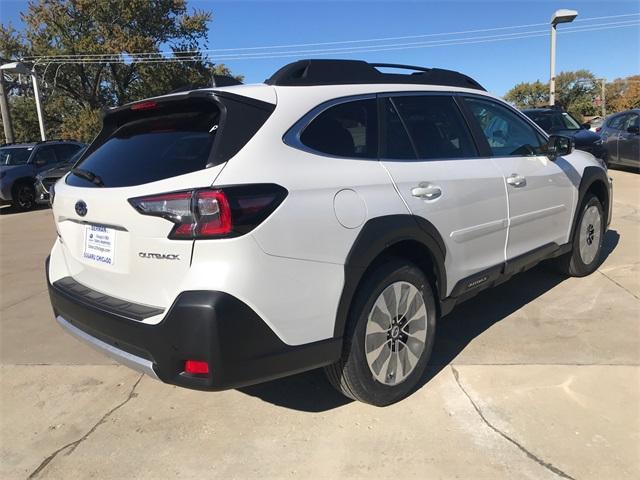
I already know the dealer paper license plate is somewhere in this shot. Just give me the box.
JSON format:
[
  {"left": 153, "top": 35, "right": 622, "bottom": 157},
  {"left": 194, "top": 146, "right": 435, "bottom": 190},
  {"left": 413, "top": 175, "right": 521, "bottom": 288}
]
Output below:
[{"left": 83, "top": 225, "right": 116, "bottom": 266}]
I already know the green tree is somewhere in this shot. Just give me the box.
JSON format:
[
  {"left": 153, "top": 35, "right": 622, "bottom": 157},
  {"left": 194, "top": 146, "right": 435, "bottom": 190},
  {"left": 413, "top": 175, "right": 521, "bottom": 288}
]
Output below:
[
  {"left": 0, "top": 0, "right": 239, "bottom": 142},
  {"left": 504, "top": 80, "right": 548, "bottom": 108},
  {"left": 606, "top": 75, "right": 640, "bottom": 111},
  {"left": 554, "top": 70, "right": 598, "bottom": 119}
]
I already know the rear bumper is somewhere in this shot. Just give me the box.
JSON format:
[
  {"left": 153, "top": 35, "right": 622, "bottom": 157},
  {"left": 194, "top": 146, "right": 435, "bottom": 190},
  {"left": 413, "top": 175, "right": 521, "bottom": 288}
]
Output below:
[{"left": 46, "top": 257, "right": 341, "bottom": 391}]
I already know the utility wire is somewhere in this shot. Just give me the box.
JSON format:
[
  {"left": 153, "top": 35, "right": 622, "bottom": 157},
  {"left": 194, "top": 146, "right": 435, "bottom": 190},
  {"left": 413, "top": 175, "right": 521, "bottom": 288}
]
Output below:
[
  {"left": 27, "top": 20, "right": 639, "bottom": 64},
  {"left": 22, "top": 12, "right": 640, "bottom": 62}
]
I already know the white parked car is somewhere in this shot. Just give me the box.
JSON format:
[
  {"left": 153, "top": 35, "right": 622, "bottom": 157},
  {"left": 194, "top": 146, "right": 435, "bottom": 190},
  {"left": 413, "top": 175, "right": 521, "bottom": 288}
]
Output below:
[{"left": 47, "top": 60, "right": 612, "bottom": 405}]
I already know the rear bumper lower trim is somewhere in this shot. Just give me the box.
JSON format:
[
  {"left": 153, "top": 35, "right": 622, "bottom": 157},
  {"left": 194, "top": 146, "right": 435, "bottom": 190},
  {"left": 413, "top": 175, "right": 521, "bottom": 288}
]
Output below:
[{"left": 56, "top": 314, "right": 159, "bottom": 380}]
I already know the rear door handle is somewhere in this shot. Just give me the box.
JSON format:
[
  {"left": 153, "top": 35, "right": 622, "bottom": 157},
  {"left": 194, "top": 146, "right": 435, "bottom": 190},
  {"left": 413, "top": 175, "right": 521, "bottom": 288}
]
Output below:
[
  {"left": 506, "top": 174, "right": 527, "bottom": 188},
  {"left": 411, "top": 184, "right": 442, "bottom": 200}
]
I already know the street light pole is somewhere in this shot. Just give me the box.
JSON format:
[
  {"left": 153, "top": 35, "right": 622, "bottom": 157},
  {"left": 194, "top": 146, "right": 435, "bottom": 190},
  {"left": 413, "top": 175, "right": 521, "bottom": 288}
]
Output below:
[
  {"left": 31, "top": 74, "right": 46, "bottom": 141},
  {"left": 549, "top": 9, "right": 578, "bottom": 106},
  {"left": 0, "top": 73, "right": 14, "bottom": 143},
  {"left": 600, "top": 78, "right": 606, "bottom": 117},
  {"left": 550, "top": 24, "right": 557, "bottom": 106},
  {"left": 0, "top": 61, "right": 47, "bottom": 141}
]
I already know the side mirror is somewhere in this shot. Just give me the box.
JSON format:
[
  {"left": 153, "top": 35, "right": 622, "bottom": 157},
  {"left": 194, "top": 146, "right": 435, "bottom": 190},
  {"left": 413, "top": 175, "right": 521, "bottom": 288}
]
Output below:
[
  {"left": 545, "top": 135, "right": 573, "bottom": 160},
  {"left": 581, "top": 123, "right": 591, "bottom": 130},
  {"left": 627, "top": 125, "right": 639, "bottom": 135}
]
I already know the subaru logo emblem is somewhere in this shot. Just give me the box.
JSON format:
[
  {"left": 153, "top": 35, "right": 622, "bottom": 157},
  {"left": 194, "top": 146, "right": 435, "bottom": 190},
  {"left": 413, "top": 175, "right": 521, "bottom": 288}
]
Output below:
[{"left": 75, "top": 200, "right": 87, "bottom": 217}]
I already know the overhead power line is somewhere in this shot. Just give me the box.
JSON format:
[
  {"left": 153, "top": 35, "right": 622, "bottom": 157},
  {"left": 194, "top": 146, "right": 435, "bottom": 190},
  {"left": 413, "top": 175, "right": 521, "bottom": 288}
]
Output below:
[
  {"left": 26, "top": 20, "right": 639, "bottom": 65},
  {"left": 25, "top": 13, "right": 640, "bottom": 60},
  {"left": 23, "top": 12, "right": 640, "bottom": 63}
]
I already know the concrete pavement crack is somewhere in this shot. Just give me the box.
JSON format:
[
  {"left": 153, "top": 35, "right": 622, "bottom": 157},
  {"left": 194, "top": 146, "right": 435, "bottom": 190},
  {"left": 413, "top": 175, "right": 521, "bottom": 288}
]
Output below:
[
  {"left": 27, "top": 374, "right": 144, "bottom": 479},
  {"left": 597, "top": 269, "right": 639, "bottom": 301},
  {"left": 450, "top": 365, "right": 576, "bottom": 480}
]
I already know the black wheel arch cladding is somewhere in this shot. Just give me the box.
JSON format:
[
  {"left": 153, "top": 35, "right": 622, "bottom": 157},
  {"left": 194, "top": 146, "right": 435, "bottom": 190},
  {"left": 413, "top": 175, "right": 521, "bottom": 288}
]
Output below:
[
  {"left": 333, "top": 214, "right": 447, "bottom": 339},
  {"left": 572, "top": 166, "right": 610, "bottom": 241}
]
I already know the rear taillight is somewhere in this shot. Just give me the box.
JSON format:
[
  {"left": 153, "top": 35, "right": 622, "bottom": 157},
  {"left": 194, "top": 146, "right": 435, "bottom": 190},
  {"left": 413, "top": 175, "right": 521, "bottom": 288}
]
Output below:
[
  {"left": 129, "top": 184, "right": 287, "bottom": 239},
  {"left": 595, "top": 127, "right": 601, "bottom": 133}
]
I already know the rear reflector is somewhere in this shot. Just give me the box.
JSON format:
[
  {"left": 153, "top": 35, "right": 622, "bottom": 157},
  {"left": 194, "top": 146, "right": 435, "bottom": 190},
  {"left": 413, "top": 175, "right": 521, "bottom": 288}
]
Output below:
[{"left": 184, "top": 360, "right": 209, "bottom": 375}]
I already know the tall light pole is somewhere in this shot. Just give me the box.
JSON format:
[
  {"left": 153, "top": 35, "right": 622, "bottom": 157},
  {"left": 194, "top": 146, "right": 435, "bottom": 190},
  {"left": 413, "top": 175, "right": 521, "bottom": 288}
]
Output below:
[
  {"left": 550, "top": 9, "right": 578, "bottom": 106},
  {"left": 0, "top": 61, "right": 47, "bottom": 141}
]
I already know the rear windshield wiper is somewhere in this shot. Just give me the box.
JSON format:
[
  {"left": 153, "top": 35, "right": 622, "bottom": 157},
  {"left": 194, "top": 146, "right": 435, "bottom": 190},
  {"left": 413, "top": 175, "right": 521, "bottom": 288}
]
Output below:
[{"left": 71, "top": 168, "right": 104, "bottom": 187}]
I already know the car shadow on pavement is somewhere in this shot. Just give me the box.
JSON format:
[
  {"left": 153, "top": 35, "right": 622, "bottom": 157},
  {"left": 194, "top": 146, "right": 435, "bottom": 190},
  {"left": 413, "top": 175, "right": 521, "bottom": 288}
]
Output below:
[
  {"left": 238, "top": 230, "right": 620, "bottom": 412},
  {"left": 0, "top": 204, "right": 49, "bottom": 215}
]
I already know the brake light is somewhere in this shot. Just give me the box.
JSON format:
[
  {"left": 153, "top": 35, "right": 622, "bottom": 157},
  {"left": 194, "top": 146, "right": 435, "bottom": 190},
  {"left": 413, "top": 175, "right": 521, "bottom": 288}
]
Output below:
[
  {"left": 130, "top": 100, "right": 158, "bottom": 111},
  {"left": 595, "top": 127, "right": 601, "bottom": 133},
  {"left": 129, "top": 184, "right": 287, "bottom": 239}
]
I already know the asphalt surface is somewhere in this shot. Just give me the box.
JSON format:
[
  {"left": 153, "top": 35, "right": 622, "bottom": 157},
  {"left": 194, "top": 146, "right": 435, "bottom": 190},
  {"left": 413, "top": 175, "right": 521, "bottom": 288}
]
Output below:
[{"left": 1, "top": 169, "right": 638, "bottom": 480}]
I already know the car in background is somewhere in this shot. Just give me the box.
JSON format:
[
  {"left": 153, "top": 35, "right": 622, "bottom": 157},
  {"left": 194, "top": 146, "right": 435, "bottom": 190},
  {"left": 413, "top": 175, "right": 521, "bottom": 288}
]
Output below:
[
  {"left": 598, "top": 109, "right": 639, "bottom": 171},
  {"left": 587, "top": 116, "right": 604, "bottom": 133},
  {"left": 0, "top": 140, "right": 86, "bottom": 210},
  {"left": 522, "top": 107, "right": 605, "bottom": 160},
  {"left": 35, "top": 146, "right": 87, "bottom": 205}
]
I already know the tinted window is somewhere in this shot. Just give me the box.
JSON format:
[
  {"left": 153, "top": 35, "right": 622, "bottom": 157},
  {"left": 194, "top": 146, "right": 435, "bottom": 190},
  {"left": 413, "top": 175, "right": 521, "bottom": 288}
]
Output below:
[
  {"left": 525, "top": 111, "right": 581, "bottom": 131},
  {"left": 466, "top": 98, "right": 544, "bottom": 156},
  {"left": 54, "top": 144, "right": 82, "bottom": 162},
  {"left": 0, "top": 147, "right": 32, "bottom": 165},
  {"left": 607, "top": 114, "right": 627, "bottom": 130},
  {"left": 300, "top": 99, "right": 377, "bottom": 158},
  {"left": 381, "top": 98, "right": 415, "bottom": 159},
  {"left": 33, "top": 145, "right": 58, "bottom": 165},
  {"left": 623, "top": 113, "right": 639, "bottom": 130},
  {"left": 68, "top": 109, "right": 219, "bottom": 188},
  {"left": 391, "top": 95, "right": 477, "bottom": 159}
]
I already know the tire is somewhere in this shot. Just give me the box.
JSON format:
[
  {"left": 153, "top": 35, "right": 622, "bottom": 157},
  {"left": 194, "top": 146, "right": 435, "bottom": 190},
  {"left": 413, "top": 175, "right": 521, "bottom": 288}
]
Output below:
[
  {"left": 556, "top": 194, "right": 605, "bottom": 277},
  {"left": 11, "top": 181, "right": 36, "bottom": 211},
  {"left": 325, "top": 258, "right": 437, "bottom": 406}
]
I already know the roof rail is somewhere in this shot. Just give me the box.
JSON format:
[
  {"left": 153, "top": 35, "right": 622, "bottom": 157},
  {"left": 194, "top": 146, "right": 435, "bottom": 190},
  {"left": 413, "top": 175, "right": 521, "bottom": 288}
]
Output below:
[{"left": 265, "top": 59, "right": 485, "bottom": 91}]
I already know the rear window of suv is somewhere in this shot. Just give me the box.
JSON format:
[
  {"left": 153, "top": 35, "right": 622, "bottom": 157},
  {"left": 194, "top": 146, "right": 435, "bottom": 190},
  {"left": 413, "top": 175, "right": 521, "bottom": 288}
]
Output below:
[
  {"left": 68, "top": 108, "right": 218, "bottom": 188},
  {"left": 67, "top": 94, "right": 274, "bottom": 188}
]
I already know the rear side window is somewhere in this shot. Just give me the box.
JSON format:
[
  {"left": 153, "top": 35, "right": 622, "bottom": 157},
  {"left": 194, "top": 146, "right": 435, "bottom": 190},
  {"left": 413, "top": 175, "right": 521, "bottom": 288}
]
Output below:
[
  {"left": 391, "top": 95, "right": 477, "bottom": 159},
  {"left": 68, "top": 106, "right": 219, "bottom": 188},
  {"left": 300, "top": 99, "right": 378, "bottom": 158},
  {"left": 465, "top": 97, "right": 545, "bottom": 157},
  {"left": 381, "top": 98, "right": 416, "bottom": 159}
]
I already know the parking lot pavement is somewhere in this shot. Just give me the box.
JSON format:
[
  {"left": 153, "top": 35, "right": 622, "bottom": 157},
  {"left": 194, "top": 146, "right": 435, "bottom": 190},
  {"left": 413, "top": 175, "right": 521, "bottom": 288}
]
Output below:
[{"left": 1, "top": 170, "right": 638, "bottom": 480}]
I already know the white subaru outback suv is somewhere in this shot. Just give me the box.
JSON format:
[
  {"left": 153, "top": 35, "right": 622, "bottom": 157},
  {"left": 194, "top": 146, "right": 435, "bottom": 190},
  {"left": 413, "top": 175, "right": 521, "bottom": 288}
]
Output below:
[{"left": 47, "top": 60, "right": 612, "bottom": 406}]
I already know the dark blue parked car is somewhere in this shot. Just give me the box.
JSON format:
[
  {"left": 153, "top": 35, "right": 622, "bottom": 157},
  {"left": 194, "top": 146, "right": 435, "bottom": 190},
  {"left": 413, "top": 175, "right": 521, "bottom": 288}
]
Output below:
[
  {"left": 598, "top": 109, "right": 639, "bottom": 171},
  {"left": 522, "top": 107, "right": 606, "bottom": 160},
  {"left": 0, "top": 140, "right": 85, "bottom": 210}
]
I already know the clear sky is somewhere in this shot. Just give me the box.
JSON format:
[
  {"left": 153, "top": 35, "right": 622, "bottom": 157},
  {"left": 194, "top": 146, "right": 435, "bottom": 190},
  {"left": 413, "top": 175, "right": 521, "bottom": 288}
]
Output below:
[{"left": 1, "top": 0, "right": 638, "bottom": 96}]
